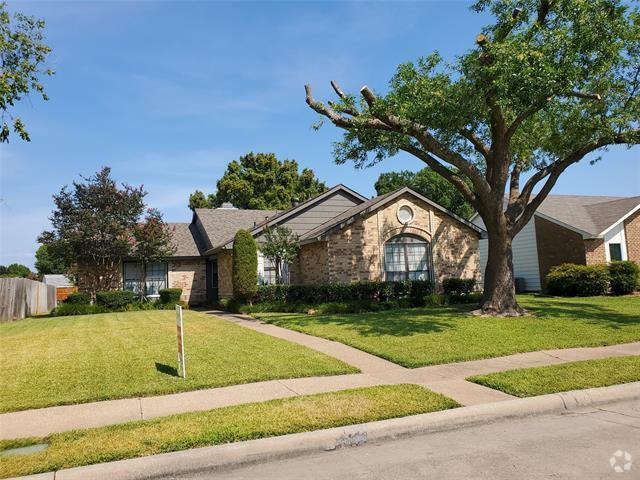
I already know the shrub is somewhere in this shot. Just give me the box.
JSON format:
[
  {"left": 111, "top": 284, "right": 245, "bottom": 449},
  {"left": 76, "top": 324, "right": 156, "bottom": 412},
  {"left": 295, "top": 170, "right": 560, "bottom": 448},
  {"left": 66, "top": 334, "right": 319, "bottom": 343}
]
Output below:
[
  {"left": 159, "top": 288, "right": 183, "bottom": 304},
  {"left": 51, "top": 303, "right": 106, "bottom": 316},
  {"left": 442, "top": 278, "right": 475, "bottom": 295},
  {"left": 608, "top": 261, "right": 640, "bottom": 295},
  {"left": 447, "top": 292, "right": 483, "bottom": 304},
  {"left": 254, "top": 280, "right": 435, "bottom": 305},
  {"left": 232, "top": 230, "right": 258, "bottom": 303},
  {"left": 95, "top": 290, "right": 136, "bottom": 310},
  {"left": 65, "top": 292, "right": 91, "bottom": 305},
  {"left": 153, "top": 300, "right": 189, "bottom": 310},
  {"left": 546, "top": 264, "right": 610, "bottom": 297}
]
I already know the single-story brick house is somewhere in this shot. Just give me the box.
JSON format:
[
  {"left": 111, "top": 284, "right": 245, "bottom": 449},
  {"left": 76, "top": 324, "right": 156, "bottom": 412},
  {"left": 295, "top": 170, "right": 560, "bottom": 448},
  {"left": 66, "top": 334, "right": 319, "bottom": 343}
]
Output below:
[
  {"left": 471, "top": 195, "right": 640, "bottom": 291},
  {"left": 79, "top": 185, "right": 485, "bottom": 304}
]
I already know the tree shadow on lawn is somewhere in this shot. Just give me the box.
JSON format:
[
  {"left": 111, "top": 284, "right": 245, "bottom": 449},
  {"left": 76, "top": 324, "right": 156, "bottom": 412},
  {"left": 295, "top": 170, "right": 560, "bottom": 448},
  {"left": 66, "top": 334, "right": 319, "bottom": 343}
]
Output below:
[
  {"left": 522, "top": 297, "right": 640, "bottom": 329},
  {"left": 268, "top": 305, "right": 476, "bottom": 338},
  {"left": 155, "top": 362, "right": 179, "bottom": 377}
]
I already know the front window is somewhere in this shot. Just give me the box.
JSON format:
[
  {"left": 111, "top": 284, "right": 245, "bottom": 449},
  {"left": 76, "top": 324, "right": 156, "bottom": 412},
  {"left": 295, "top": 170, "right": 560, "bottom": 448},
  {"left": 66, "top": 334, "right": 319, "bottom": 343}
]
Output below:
[
  {"left": 384, "top": 234, "right": 433, "bottom": 281},
  {"left": 258, "top": 253, "right": 289, "bottom": 285},
  {"left": 123, "top": 262, "right": 168, "bottom": 296},
  {"left": 609, "top": 243, "right": 623, "bottom": 262}
]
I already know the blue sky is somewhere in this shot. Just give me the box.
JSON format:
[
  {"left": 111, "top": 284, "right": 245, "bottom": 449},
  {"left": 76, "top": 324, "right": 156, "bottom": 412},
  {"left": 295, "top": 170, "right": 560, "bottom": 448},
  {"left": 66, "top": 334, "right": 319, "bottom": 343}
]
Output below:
[{"left": 1, "top": 1, "right": 638, "bottom": 269}]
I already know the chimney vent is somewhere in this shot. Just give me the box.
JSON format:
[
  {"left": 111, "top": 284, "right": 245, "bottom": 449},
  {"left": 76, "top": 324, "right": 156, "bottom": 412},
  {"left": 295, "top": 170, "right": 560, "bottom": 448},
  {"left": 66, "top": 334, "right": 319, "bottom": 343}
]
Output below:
[{"left": 219, "top": 202, "right": 237, "bottom": 209}]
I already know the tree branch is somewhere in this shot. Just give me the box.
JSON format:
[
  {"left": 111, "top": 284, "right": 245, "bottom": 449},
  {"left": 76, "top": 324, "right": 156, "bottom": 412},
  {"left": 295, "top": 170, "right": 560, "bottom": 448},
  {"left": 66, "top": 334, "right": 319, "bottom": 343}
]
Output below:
[
  {"left": 567, "top": 91, "right": 602, "bottom": 101},
  {"left": 509, "top": 129, "right": 640, "bottom": 234},
  {"left": 537, "top": 0, "right": 552, "bottom": 26},
  {"left": 459, "top": 128, "right": 491, "bottom": 159}
]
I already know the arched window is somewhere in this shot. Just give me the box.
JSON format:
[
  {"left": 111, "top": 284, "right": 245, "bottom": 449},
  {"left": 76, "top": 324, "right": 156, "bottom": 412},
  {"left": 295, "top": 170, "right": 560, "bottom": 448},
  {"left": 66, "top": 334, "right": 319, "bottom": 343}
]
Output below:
[{"left": 384, "top": 234, "right": 433, "bottom": 281}]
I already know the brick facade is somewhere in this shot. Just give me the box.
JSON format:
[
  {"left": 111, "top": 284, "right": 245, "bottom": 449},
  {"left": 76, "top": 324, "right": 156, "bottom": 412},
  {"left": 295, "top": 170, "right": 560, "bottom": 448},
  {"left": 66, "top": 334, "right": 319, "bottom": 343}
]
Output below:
[
  {"left": 623, "top": 209, "right": 640, "bottom": 264},
  {"left": 534, "top": 216, "right": 586, "bottom": 283},
  {"left": 168, "top": 259, "right": 206, "bottom": 305},
  {"left": 324, "top": 193, "right": 480, "bottom": 287},
  {"left": 584, "top": 238, "right": 606, "bottom": 265},
  {"left": 291, "top": 241, "right": 329, "bottom": 284}
]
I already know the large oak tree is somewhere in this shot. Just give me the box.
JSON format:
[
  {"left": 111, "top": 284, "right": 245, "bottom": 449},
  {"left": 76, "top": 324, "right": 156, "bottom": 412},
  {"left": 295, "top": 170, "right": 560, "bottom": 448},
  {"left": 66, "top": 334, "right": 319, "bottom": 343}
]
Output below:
[{"left": 305, "top": 0, "right": 639, "bottom": 315}]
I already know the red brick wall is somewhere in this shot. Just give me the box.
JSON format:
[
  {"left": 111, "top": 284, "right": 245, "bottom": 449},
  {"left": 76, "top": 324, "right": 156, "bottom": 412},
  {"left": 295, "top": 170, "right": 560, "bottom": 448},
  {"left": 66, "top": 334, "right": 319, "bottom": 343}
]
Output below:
[
  {"left": 623, "top": 209, "right": 640, "bottom": 264},
  {"left": 534, "top": 216, "right": 586, "bottom": 283}
]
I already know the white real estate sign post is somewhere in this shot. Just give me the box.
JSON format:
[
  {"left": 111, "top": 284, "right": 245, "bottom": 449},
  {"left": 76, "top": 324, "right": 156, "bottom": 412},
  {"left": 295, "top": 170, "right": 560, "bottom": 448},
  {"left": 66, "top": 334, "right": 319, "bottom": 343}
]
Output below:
[{"left": 176, "top": 305, "right": 186, "bottom": 379}]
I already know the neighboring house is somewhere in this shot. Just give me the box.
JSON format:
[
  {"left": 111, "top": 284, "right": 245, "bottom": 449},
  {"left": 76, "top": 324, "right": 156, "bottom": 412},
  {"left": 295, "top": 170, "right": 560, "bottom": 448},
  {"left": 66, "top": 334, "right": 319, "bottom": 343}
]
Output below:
[
  {"left": 471, "top": 195, "right": 640, "bottom": 291},
  {"left": 78, "top": 185, "right": 485, "bottom": 304},
  {"left": 42, "top": 274, "right": 77, "bottom": 301}
]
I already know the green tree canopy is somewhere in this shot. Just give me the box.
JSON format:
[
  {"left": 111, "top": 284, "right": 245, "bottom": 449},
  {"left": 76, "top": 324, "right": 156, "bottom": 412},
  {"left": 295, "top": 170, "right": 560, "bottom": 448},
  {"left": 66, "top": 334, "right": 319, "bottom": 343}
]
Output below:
[
  {"left": 305, "top": 0, "right": 639, "bottom": 315},
  {"left": 375, "top": 168, "right": 474, "bottom": 219},
  {"left": 189, "top": 153, "right": 327, "bottom": 210},
  {"left": 232, "top": 229, "right": 258, "bottom": 302},
  {"left": 0, "top": 2, "right": 53, "bottom": 142},
  {"left": 34, "top": 243, "right": 70, "bottom": 275},
  {"left": 0, "top": 263, "right": 31, "bottom": 278},
  {"left": 39, "top": 167, "right": 147, "bottom": 296}
]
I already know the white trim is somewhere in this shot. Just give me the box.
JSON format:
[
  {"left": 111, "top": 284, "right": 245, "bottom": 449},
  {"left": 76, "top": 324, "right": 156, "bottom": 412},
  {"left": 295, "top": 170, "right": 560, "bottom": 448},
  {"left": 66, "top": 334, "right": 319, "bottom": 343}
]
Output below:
[
  {"left": 603, "top": 222, "right": 628, "bottom": 262},
  {"left": 597, "top": 203, "right": 640, "bottom": 237}
]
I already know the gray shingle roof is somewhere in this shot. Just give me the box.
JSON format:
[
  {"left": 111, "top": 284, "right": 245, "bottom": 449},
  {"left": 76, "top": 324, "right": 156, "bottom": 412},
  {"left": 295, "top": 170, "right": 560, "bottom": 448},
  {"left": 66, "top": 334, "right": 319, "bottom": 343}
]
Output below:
[
  {"left": 194, "top": 208, "right": 278, "bottom": 251},
  {"left": 536, "top": 195, "right": 640, "bottom": 236},
  {"left": 168, "top": 223, "right": 203, "bottom": 257}
]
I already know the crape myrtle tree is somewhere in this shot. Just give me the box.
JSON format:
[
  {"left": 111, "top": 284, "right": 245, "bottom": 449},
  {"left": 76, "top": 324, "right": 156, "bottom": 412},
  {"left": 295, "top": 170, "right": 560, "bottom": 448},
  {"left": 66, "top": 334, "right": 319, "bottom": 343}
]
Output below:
[
  {"left": 130, "top": 209, "right": 176, "bottom": 301},
  {"left": 40, "top": 167, "right": 146, "bottom": 298},
  {"left": 261, "top": 226, "right": 300, "bottom": 284},
  {"left": 305, "top": 0, "right": 640, "bottom": 315}
]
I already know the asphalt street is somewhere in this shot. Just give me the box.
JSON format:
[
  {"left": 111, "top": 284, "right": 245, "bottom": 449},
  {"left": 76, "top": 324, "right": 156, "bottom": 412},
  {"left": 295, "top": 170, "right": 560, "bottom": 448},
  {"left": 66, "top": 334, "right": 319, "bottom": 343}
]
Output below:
[{"left": 170, "top": 399, "right": 639, "bottom": 480}]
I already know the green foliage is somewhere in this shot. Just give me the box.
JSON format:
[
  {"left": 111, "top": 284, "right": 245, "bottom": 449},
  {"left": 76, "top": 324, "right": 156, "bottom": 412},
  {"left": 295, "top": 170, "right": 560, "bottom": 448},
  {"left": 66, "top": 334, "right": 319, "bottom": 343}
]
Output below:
[
  {"left": 0, "top": 2, "right": 53, "bottom": 142},
  {"left": 95, "top": 290, "right": 136, "bottom": 310},
  {"left": 375, "top": 168, "right": 474, "bottom": 219},
  {"left": 189, "top": 152, "right": 327, "bottom": 210},
  {"left": 159, "top": 288, "right": 182, "bottom": 304},
  {"left": 546, "top": 264, "right": 610, "bottom": 297},
  {"left": 64, "top": 292, "right": 91, "bottom": 305},
  {"left": 51, "top": 303, "right": 106, "bottom": 317},
  {"left": 39, "top": 167, "right": 146, "bottom": 296},
  {"left": 255, "top": 280, "right": 435, "bottom": 305},
  {"left": 260, "top": 226, "right": 299, "bottom": 284},
  {"left": 232, "top": 230, "right": 258, "bottom": 302},
  {"left": 34, "top": 243, "right": 69, "bottom": 275},
  {"left": 1, "top": 263, "right": 31, "bottom": 278},
  {"left": 442, "top": 278, "right": 476, "bottom": 295},
  {"left": 130, "top": 209, "right": 176, "bottom": 299},
  {"left": 608, "top": 261, "right": 640, "bottom": 295}
]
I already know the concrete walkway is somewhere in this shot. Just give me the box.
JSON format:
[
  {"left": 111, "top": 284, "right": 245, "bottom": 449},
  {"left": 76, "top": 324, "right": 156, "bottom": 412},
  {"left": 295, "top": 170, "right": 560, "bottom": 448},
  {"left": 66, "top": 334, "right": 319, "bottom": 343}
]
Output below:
[{"left": 1, "top": 309, "right": 638, "bottom": 439}]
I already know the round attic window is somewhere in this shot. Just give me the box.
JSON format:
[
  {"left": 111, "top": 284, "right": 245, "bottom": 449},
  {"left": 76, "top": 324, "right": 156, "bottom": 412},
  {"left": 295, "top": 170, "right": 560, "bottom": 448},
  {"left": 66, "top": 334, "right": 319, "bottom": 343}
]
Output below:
[{"left": 397, "top": 205, "right": 414, "bottom": 224}]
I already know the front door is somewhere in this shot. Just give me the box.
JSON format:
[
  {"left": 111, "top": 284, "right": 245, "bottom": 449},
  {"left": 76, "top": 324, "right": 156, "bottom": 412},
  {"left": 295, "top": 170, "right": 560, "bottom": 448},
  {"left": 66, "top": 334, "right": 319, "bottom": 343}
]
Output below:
[{"left": 206, "top": 259, "right": 219, "bottom": 303}]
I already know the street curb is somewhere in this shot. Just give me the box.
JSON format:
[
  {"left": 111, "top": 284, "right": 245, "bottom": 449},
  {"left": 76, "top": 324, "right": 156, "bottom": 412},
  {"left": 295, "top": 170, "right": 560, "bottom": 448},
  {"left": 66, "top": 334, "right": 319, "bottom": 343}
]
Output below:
[{"left": 10, "top": 382, "right": 640, "bottom": 480}]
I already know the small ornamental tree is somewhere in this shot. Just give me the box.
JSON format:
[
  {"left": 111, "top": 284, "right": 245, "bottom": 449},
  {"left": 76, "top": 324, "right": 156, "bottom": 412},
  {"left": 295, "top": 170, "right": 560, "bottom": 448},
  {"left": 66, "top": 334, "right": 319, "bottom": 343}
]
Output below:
[
  {"left": 232, "top": 229, "right": 258, "bottom": 303},
  {"left": 130, "top": 209, "right": 176, "bottom": 300},
  {"left": 261, "top": 226, "right": 300, "bottom": 284},
  {"left": 305, "top": 0, "right": 639, "bottom": 315},
  {"left": 40, "top": 167, "right": 146, "bottom": 298}
]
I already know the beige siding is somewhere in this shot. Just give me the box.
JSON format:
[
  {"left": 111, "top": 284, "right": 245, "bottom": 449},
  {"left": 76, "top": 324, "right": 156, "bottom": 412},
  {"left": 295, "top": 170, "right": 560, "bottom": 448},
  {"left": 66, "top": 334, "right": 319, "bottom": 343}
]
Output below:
[
  {"left": 168, "top": 259, "right": 206, "bottom": 305},
  {"left": 217, "top": 250, "right": 233, "bottom": 298}
]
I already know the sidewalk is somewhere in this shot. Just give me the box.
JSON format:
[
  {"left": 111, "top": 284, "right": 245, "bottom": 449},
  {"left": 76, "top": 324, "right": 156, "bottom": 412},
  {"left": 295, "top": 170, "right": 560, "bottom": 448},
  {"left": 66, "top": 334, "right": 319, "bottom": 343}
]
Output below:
[{"left": 1, "top": 309, "right": 638, "bottom": 439}]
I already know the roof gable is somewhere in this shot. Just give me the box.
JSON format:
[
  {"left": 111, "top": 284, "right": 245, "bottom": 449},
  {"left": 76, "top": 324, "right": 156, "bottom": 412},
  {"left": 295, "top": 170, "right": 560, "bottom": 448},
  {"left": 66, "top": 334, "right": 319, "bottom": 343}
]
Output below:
[
  {"left": 300, "top": 187, "right": 485, "bottom": 242},
  {"left": 203, "top": 185, "right": 367, "bottom": 254}
]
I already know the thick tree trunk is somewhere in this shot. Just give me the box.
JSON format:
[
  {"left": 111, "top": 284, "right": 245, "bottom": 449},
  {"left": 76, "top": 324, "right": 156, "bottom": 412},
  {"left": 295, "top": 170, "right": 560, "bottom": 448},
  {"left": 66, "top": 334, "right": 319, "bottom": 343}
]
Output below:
[{"left": 479, "top": 223, "right": 525, "bottom": 316}]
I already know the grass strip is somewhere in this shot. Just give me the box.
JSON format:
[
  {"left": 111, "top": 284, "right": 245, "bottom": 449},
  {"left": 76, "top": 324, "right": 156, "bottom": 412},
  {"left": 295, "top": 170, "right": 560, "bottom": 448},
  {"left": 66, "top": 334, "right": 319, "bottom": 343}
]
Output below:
[
  {"left": 0, "top": 384, "right": 459, "bottom": 478},
  {"left": 467, "top": 355, "right": 640, "bottom": 397}
]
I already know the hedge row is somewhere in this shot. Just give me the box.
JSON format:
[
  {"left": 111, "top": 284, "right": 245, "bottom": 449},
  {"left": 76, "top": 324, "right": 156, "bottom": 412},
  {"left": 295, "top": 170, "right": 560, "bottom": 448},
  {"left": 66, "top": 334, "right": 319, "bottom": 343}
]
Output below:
[
  {"left": 546, "top": 261, "right": 639, "bottom": 297},
  {"left": 55, "top": 288, "right": 186, "bottom": 316},
  {"left": 255, "top": 280, "right": 436, "bottom": 305}
]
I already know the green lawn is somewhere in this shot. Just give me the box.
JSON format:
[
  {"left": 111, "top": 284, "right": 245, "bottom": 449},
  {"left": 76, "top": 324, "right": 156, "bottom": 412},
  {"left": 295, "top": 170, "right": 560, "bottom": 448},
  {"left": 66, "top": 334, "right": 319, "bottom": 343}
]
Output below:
[
  {"left": 468, "top": 355, "right": 640, "bottom": 397},
  {"left": 254, "top": 295, "right": 640, "bottom": 368},
  {"left": 0, "top": 384, "right": 458, "bottom": 478},
  {"left": 0, "top": 310, "right": 356, "bottom": 413}
]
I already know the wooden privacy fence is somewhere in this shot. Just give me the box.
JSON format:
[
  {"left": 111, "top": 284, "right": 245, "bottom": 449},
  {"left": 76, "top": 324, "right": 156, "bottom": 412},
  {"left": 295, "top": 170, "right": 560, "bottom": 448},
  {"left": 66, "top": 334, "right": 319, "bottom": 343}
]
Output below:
[{"left": 0, "top": 278, "right": 57, "bottom": 321}]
